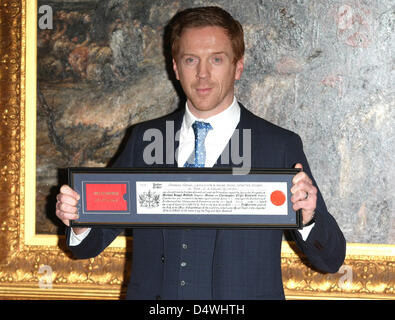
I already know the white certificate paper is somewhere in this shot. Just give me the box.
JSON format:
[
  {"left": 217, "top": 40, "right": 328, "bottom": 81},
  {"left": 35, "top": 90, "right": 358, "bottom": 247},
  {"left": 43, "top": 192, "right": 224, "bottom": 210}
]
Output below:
[{"left": 136, "top": 181, "right": 288, "bottom": 215}]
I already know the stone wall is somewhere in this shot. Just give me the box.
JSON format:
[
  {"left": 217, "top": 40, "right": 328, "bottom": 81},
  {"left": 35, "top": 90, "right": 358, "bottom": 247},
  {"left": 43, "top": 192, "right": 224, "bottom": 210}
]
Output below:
[{"left": 37, "top": 0, "right": 394, "bottom": 244}]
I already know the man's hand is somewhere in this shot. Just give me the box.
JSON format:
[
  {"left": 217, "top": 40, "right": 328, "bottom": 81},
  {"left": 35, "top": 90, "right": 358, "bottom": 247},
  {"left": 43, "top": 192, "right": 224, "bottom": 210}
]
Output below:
[
  {"left": 291, "top": 163, "right": 317, "bottom": 225},
  {"left": 56, "top": 185, "right": 87, "bottom": 235}
]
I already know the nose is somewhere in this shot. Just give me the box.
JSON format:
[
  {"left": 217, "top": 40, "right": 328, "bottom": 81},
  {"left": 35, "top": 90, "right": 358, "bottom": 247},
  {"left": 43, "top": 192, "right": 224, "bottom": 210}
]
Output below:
[{"left": 196, "top": 60, "right": 210, "bottom": 79}]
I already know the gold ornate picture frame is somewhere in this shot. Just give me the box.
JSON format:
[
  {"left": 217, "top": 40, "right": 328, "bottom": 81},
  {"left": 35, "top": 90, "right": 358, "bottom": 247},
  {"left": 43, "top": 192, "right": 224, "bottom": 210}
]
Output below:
[{"left": 0, "top": 0, "right": 393, "bottom": 299}]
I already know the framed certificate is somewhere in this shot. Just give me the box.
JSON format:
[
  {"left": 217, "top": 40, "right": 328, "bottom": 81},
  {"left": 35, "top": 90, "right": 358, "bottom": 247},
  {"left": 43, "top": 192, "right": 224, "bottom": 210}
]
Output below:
[{"left": 69, "top": 167, "right": 302, "bottom": 229}]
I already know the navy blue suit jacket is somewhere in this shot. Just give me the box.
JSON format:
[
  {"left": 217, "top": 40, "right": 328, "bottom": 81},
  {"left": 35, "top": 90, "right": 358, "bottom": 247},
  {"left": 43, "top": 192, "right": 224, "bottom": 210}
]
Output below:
[{"left": 67, "top": 104, "right": 346, "bottom": 299}]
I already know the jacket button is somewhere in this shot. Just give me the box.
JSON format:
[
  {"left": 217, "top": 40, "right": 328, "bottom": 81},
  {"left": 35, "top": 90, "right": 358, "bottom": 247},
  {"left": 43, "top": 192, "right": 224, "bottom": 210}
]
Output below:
[
  {"left": 156, "top": 295, "right": 161, "bottom": 300},
  {"left": 314, "top": 240, "right": 324, "bottom": 250},
  {"left": 161, "top": 255, "right": 165, "bottom": 263}
]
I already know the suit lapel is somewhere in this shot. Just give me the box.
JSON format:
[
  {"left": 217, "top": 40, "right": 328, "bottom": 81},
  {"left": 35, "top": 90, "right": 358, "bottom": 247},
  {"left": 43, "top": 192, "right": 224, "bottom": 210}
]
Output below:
[
  {"left": 163, "top": 108, "right": 184, "bottom": 168},
  {"left": 213, "top": 103, "right": 249, "bottom": 168}
]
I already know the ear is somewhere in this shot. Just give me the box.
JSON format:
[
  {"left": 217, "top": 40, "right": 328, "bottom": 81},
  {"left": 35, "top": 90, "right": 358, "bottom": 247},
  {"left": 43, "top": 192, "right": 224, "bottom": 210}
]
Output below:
[
  {"left": 172, "top": 58, "right": 180, "bottom": 80},
  {"left": 234, "top": 56, "right": 244, "bottom": 80}
]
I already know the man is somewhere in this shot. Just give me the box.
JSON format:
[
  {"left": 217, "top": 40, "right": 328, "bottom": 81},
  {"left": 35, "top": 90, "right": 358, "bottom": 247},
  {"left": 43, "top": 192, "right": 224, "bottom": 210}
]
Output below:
[{"left": 56, "top": 6, "right": 346, "bottom": 300}]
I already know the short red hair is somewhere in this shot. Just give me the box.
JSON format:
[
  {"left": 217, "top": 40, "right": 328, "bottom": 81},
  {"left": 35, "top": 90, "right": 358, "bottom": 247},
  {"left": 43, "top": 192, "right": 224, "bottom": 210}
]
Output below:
[{"left": 169, "top": 6, "right": 245, "bottom": 64}]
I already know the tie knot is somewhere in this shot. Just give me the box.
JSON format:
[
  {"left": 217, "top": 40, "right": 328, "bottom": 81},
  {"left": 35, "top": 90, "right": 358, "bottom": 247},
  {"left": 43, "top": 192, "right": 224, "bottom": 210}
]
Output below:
[{"left": 192, "top": 121, "right": 212, "bottom": 139}]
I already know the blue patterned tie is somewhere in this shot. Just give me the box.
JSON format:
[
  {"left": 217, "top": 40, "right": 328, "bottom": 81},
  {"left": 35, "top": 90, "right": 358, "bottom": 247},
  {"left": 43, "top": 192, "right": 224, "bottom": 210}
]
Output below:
[{"left": 184, "top": 121, "right": 213, "bottom": 167}]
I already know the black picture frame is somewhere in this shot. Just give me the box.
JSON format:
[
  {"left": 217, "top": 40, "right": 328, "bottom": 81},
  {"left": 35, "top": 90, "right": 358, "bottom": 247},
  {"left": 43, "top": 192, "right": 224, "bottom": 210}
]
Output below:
[{"left": 69, "top": 167, "right": 302, "bottom": 229}]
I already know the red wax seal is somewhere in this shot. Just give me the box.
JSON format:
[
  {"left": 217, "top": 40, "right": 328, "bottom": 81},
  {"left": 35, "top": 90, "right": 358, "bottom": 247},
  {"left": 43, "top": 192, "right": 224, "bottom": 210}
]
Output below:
[{"left": 270, "top": 190, "right": 286, "bottom": 206}]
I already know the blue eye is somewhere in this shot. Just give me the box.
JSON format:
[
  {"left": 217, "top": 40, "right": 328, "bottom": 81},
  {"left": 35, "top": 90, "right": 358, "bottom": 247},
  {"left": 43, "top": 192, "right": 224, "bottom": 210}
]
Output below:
[
  {"left": 184, "top": 57, "right": 197, "bottom": 65},
  {"left": 211, "top": 56, "right": 223, "bottom": 64}
]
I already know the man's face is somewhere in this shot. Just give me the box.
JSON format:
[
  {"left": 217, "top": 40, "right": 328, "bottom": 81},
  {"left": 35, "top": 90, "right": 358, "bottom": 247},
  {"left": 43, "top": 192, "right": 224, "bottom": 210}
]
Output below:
[{"left": 173, "top": 26, "right": 244, "bottom": 119}]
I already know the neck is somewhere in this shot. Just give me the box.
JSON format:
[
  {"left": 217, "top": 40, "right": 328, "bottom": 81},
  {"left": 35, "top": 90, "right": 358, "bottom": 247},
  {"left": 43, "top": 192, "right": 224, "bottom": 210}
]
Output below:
[{"left": 187, "top": 97, "right": 235, "bottom": 120}]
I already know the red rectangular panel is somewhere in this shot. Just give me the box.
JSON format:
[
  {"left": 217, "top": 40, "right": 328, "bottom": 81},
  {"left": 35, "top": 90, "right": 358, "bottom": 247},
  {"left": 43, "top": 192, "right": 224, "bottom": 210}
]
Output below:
[{"left": 85, "top": 183, "right": 128, "bottom": 211}]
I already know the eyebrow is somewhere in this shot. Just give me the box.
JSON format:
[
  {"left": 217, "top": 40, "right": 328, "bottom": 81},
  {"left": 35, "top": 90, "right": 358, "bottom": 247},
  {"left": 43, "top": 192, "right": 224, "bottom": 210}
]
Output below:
[{"left": 181, "top": 51, "right": 230, "bottom": 57}]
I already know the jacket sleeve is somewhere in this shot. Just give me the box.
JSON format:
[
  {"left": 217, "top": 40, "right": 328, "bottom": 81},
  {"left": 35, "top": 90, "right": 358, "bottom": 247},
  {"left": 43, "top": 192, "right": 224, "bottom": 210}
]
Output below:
[
  {"left": 66, "top": 227, "right": 123, "bottom": 259},
  {"left": 285, "top": 133, "right": 346, "bottom": 273}
]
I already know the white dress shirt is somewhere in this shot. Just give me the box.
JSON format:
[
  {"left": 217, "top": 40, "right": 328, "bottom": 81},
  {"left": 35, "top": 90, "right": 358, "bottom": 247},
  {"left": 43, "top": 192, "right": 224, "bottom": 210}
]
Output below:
[
  {"left": 177, "top": 97, "right": 240, "bottom": 167},
  {"left": 70, "top": 97, "right": 313, "bottom": 245}
]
